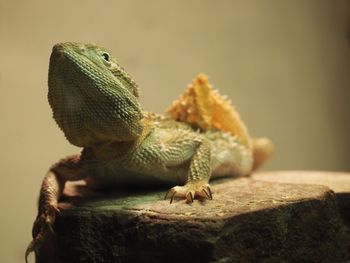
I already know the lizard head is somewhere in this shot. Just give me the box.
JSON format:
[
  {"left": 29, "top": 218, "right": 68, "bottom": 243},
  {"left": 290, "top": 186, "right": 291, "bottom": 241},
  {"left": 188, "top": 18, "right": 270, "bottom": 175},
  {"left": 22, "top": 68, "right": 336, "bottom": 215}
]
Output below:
[{"left": 48, "top": 42, "right": 143, "bottom": 147}]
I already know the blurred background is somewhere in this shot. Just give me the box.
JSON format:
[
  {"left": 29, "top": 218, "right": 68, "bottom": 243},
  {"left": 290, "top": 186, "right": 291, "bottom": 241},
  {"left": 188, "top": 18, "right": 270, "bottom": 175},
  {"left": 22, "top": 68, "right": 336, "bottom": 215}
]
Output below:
[{"left": 1, "top": 0, "right": 349, "bottom": 262}]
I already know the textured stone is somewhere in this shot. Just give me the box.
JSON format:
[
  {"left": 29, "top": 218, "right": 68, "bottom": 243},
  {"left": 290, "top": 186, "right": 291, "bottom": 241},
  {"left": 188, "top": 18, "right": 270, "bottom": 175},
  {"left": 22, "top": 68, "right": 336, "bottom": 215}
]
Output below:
[
  {"left": 253, "top": 171, "right": 350, "bottom": 224},
  {"left": 38, "top": 172, "right": 350, "bottom": 263},
  {"left": 252, "top": 171, "right": 350, "bottom": 193}
]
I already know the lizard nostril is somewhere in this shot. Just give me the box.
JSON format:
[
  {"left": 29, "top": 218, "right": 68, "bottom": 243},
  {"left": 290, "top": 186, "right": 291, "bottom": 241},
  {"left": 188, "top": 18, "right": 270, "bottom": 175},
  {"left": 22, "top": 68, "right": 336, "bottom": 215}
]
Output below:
[{"left": 53, "top": 43, "right": 64, "bottom": 52}]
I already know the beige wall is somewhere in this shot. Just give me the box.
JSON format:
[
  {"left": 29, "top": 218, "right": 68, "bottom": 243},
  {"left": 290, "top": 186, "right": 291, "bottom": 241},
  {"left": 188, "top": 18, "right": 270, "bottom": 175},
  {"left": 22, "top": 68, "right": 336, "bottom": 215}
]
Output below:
[{"left": 1, "top": 0, "right": 349, "bottom": 262}]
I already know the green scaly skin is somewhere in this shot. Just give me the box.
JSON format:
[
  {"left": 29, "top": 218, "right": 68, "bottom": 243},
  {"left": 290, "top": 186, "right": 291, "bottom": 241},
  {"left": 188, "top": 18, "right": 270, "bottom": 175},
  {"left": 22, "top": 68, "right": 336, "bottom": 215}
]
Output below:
[{"left": 26, "top": 42, "right": 264, "bottom": 261}]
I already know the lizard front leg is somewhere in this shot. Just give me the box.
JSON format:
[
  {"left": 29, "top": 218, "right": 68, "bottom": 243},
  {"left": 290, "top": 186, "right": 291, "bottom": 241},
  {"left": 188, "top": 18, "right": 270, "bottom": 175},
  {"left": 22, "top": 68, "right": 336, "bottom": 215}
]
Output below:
[
  {"left": 164, "top": 137, "right": 212, "bottom": 203},
  {"left": 25, "top": 155, "right": 86, "bottom": 262}
]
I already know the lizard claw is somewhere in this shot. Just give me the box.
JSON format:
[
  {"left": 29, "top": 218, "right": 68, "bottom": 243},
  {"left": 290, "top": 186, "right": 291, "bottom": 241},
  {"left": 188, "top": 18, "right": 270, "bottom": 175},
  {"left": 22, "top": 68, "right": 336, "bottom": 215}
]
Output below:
[
  {"left": 202, "top": 186, "right": 213, "bottom": 200},
  {"left": 25, "top": 205, "right": 59, "bottom": 263},
  {"left": 164, "top": 182, "right": 213, "bottom": 204}
]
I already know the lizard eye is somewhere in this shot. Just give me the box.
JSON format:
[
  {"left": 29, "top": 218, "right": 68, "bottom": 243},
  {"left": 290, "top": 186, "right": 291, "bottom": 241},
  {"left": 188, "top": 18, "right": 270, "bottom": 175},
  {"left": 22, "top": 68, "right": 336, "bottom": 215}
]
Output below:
[{"left": 102, "top": 52, "right": 110, "bottom": 62}]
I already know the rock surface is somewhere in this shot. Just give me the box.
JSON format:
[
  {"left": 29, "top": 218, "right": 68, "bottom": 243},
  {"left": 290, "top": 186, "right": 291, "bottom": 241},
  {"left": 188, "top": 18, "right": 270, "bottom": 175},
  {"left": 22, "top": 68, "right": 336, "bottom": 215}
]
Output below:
[{"left": 38, "top": 171, "right": 350, "bottom": 263}]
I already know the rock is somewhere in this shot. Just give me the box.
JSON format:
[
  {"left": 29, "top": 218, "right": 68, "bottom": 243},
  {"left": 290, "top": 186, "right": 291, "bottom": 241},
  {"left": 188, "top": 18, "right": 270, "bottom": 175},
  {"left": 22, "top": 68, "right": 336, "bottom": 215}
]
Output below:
[
  {"left": 37, "top": 172, "right": 350, "bottom": 263},
  {"left": 252, "top": 171, "right": 350, "bottom": 193},
  {"left": 253, "top": 171, "right": 350, "bottom": 224}
]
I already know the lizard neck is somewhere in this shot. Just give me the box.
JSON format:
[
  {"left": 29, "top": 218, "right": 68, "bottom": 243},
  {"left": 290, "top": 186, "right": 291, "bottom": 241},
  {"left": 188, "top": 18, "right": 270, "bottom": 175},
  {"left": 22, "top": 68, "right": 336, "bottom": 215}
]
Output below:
[
  {"left": 89, "top": 117, "right": 153, "bottom": 161},
  {"left": 90, "top": 140, "right": 138, "bottom": 161}
]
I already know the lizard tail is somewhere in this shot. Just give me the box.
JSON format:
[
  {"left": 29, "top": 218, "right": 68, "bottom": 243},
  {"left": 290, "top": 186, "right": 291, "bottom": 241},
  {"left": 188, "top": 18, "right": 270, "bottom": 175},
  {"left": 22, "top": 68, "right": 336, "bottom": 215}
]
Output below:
[{"left": 252, "top": 137, "right": 273, "bottom": 171}]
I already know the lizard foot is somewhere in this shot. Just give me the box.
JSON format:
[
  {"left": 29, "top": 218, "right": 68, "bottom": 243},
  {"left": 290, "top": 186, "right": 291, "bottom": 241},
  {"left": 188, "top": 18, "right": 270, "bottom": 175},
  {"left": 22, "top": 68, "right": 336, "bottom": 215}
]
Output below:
[
  {"left": 164, "top": 181, "right": 213, "bottom": 204},
  {"left": 25, "top": 205, "right": 59, "bottom": 263}
]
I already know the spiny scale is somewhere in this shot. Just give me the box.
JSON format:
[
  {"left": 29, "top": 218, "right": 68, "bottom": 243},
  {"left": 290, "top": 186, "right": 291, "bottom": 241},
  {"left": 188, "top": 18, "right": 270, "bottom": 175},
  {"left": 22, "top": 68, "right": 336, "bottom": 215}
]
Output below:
[{"left": 167, "top": 73, "right": 252, "bottom": 148}]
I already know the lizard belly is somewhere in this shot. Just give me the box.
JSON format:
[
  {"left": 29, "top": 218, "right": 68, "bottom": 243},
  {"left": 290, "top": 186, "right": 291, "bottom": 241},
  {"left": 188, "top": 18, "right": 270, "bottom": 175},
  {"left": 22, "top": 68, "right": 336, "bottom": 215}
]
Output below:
[
  {"left": 85, "top": 160, "right": 185, "bottom": 188},
  {"left": 206, "top": 131, "right": 254, "bottom": 178}
]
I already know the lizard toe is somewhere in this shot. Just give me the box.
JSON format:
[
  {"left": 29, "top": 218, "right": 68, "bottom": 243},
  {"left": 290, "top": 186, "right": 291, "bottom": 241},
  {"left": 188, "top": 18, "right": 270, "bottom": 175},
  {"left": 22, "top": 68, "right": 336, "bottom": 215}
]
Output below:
[
  {"left": 164, "top": 182, "right": 213, "bottom": 204},
  {"left": 26, "top": 204, "right": 58, "bottom": 262}
]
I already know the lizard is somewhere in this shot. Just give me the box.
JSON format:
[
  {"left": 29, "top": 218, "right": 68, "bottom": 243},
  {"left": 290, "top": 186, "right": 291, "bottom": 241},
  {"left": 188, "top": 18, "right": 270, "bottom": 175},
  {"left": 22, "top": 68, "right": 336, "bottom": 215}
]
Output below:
[{"left": 25, "top": 42, "right": 273, "bottom": 261}]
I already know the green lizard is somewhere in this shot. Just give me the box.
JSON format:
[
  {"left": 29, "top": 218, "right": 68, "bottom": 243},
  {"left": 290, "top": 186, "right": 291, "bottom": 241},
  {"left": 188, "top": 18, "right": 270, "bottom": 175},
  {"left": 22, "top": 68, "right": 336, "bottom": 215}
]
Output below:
[{"left": 26, "top": 42, "right": 272, "bottom": 261}]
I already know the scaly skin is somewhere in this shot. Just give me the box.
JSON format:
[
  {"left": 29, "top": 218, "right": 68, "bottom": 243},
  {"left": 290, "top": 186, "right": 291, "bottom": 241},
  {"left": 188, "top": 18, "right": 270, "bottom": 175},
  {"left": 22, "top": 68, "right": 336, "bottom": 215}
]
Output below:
[{"left": 26, "top": 42, "right": 272, "bottom": 261}]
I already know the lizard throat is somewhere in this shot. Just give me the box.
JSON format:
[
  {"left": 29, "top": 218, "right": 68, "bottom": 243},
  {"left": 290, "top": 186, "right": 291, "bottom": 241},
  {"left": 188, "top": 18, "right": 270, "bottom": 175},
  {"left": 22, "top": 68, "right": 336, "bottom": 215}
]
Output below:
[{"left": 90, "top": 118, "right": 153, "bottom": 161}]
